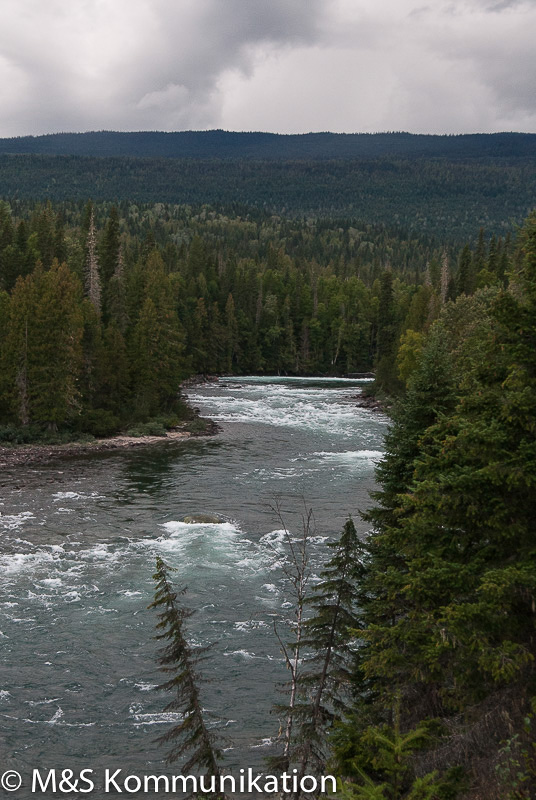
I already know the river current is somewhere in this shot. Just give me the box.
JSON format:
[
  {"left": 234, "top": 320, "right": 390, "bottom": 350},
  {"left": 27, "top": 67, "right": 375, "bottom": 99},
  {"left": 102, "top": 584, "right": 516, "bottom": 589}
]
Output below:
[{"left": 0, "top": 377, "right": 386, "bottom": 791}]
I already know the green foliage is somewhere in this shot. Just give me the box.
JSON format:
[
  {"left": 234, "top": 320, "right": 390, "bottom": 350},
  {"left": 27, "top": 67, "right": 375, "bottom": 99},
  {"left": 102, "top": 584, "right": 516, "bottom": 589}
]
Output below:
[
  {"left": 336, "top": 710, "right": 447, "bottom": 800},
  {"left": 0, "top": 198, "right": 517, "bottom": 444},
  {"left": 126, "top": 421, "right": 168, "bottom": 437},
  {"left": 0, "top": 132, "right": 534, "bottom": 239},
  {"left": 77, "top": 408, "right": 121, "bottom": 437},
  {"left": 396, "top": 330, "right": 423, "bottom": 386},
  {"left": 334, "top": 213, "right": 536, "bottom": 798}
]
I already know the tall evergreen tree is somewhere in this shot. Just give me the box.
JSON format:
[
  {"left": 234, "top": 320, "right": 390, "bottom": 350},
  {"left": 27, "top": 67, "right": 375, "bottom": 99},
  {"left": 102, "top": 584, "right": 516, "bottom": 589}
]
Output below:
[
  {"left": 84, "top": 208, "right": 101, "bottom": 315},
  {"left": 292, "top": 518, "right": 365, "bottom": 793},
  {"left": 149, "top": 557, "right": 223, "bottom": 783}
]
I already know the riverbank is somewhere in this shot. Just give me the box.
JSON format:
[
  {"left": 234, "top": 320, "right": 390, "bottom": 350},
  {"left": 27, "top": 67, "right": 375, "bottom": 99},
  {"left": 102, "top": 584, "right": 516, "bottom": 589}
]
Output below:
[{"left": 0, "top": 419, "right": 220, "bottom": 470}]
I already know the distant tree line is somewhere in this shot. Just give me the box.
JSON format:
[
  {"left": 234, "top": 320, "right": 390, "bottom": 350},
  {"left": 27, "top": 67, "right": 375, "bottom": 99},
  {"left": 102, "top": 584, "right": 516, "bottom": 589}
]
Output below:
[{"left": 0, "top": 152, "right": 534, "bottom": 239}]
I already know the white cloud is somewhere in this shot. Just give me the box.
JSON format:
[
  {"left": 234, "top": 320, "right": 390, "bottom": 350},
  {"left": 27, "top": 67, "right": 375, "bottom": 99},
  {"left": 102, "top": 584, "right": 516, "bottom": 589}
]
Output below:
[{"left": 0, "top": 0, "right": 534, "bottom": 136}]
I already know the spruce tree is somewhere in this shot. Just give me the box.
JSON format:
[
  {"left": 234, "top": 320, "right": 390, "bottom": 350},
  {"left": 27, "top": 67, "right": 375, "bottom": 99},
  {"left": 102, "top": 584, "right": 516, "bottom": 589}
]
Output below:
[
  {"left": 149, "top": 558, "right": 223, "bottom": 783},
  {"left": 456, "top": 243, "right": 475, "bottom": 296}
]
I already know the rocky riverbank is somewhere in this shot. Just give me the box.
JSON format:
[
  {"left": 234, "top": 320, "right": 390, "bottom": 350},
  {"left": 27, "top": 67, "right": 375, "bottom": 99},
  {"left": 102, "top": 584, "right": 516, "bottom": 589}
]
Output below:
[
  {"left": 0, "top": 419, "right": 220, "bottom": 470},
  {"left": 352, "top": 393, "right": 389, "bottom": 412}
]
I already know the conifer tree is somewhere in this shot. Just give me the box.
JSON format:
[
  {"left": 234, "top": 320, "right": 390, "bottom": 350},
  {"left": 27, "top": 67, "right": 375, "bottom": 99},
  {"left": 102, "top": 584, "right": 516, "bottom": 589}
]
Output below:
[
  {"left": 100, "top": 206, "right": 120, "bottom": 286},
  {"left": 375, "top": 270, "right": 399, "bottom": 393},
  {"left": 456, "top": 243, "right": 474, "bottom": 296},
  {"left": 149, "top": 557, "right": 223, "bottom": 783},
  {"left": 439, "top": 250, "right": 449, "bottom": 304},
  {"left": 224, "top": 293, "right": 239, "bottom": 373},
  {"left": 130, "top": 253, "right": 186, "bottom": 416},
  {"left": 84, "top": 208, "right": 101, "bottom": 315},
  {"left": 292, "top": 518, "right": 365, "bottom": 791},
  {"left": 4, "top": 261, "right": 83, "bottom": 428},
  {"left": 106, "top": 245, "right": 129, "bottom": 333}
]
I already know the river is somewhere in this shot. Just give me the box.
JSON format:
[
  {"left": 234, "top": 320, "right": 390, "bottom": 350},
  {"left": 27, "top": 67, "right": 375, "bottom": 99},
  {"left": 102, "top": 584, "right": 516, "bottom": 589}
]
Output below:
[{"left": 0, "top": 376, "right": 387, "bottom": 792}]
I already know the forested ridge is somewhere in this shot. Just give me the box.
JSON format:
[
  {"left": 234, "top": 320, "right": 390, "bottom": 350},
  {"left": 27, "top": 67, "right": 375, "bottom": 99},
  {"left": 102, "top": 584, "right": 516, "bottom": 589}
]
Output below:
[
  {"left": 0, "top": 199, "right": 510, "bottom": 441},
  {"left": 0, "top": 152, "right": 534, "bottom": 240},
  {"left": 1, "top": 130, "right": 535, "bottom": 160}
]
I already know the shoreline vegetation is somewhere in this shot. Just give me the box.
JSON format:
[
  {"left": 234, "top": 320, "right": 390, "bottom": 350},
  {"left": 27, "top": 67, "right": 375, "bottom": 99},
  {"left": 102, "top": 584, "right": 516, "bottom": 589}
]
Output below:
[
  {"left": 0, "top": 373, "right": 383, "bottom": 469},
  {"left": 0, "top": 417, "right": 220, "bottom": 470},
  {"left": 0, "top": 375, "right": 221, "bottom": 469}
]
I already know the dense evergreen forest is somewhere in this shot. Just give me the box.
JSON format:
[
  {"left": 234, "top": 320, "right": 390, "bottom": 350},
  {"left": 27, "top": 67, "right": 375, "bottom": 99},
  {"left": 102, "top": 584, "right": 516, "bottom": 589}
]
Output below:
[
  {"left": 0, "top": 154, "right": 534, "bottom": 240},
  {"left": 1, "top": 130, "right": 535, "bottom": 160},
  {"left": 0, "top": 198, "right": 509, "bottom": 441},
  {"left": 331, "top": 212, "right": 536, "bottom": 800}
]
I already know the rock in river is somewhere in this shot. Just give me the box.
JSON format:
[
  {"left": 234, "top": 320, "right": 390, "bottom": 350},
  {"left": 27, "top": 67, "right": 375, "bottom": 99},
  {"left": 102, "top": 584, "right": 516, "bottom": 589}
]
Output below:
[{"left": 181, "top": 513, "right": 224, "bottom": 524}]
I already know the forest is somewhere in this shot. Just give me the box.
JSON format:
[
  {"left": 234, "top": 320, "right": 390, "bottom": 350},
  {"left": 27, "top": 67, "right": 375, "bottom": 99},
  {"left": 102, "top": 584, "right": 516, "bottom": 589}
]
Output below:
[
  {"left": 0, "top": 198, "right": 510, "bottom": 441},
  {"left": 0, "top": 138, "right": 535, "bottom": 240}
]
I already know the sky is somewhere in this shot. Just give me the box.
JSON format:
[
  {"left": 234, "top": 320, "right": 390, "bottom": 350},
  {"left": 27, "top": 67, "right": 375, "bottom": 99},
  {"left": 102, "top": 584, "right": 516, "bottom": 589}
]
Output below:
[{"left": 1, "top": 0, "right": 535, "bottom": 137}]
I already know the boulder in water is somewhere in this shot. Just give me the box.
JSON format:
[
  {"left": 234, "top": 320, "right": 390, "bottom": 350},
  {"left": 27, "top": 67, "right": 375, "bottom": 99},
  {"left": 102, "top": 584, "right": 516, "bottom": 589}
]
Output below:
[{"left": 181, "top": 513, "right": 224, "bottom": 524}]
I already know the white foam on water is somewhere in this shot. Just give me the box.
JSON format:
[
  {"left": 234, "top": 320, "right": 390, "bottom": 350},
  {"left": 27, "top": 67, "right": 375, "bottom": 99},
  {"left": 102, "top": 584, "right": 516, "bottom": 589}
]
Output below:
[
  {"left": 0, "top": 512, "right": 34, "bottom": 530},
  {"left": 26, "top": 697, "right": 60, "bottom": 706},
  {"left": 223, "top": 649, "right": 257, "bottom": 659},
  {"left": 218, "top": 376, "right": 373, "bottom": 384},
  {"left": 52, "top": 491, "right": 105, "bottom": 502},
  {"left": 47, "top": 708, "right": 64, "bottom": 725},
  {"left": 131, "top": 709, "right": 182, "bottom": 726},
  {"left": 234, "top": 620, "right": 269, "bottom": 632},
  {"left": 0, "top": 549, "right": 62, "bottom": 574},
  {"left": 250, "top": 736, "right": 277, "bottom": 749},
  {"left": 187, "top": 379, "right": 386, "bottom": 438},
  {"left": 0, "top": 690, "right": 11, "bottom": 700},
  {"left": 313, "top": 449, "right": 383, "bottom": 462}
]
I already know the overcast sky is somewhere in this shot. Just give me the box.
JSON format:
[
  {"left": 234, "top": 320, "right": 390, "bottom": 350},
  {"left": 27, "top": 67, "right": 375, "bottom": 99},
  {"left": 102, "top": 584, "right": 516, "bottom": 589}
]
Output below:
[{"left": 1, "top": 0, "right": 534, "bottom": 137}]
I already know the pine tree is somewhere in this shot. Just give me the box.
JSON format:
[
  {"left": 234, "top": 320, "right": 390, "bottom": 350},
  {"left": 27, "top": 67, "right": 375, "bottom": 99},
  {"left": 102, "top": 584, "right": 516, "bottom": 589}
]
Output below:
[
  {"left": 439, "top": 250, "right": 449, "bottom": 304},
  {"left": 106, "top": 245, "right": 129, "bottom": 333},
  {"left": 224, "top": 293, "right": 239, "bottom": 373},
  {"left": 336, "top": 215, "right": 536, "bottom": 797},
  {"left": 130, "top": 253, "right": 186, "bottom": 416},
  {"left": 375, "top": 270, "right": 399, "bottom": 393}
]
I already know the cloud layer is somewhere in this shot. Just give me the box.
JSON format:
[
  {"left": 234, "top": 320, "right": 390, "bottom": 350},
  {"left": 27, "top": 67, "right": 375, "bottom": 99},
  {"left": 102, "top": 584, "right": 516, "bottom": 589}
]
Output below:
[{"left": 0, "top": 0, "right": 534, "bottom": 136}]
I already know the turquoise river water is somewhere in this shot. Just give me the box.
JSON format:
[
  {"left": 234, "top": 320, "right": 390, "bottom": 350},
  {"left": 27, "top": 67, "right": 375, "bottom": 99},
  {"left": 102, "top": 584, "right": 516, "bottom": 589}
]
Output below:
[{"left": 0, "top": 376, "right": 387, "bottom": 795}]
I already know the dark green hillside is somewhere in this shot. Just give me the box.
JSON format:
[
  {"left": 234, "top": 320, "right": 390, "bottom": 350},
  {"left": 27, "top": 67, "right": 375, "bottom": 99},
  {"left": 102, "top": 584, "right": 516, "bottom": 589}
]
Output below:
[
  {"left": 1, "top": 154, "right": 535, "bottom": 240},
  {"left": 0, "top": 130, "right": 535, "bottom": 160}
]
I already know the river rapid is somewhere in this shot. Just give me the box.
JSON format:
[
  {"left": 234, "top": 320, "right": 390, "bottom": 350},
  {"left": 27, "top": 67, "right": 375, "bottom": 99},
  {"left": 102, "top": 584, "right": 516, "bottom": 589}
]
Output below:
[{"left": 0, "top": 377, "right": 387, "bottom": 790}]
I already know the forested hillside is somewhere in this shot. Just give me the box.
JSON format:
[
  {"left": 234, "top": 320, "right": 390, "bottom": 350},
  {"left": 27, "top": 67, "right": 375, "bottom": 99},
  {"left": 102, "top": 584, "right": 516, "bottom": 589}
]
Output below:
[
  {"left": 334, "top": 212, "right": 536, "bottom": 800},
  {"left": 1, "top": 130, "right": 535, "bottom": 160},
  {"left": 0, "top": 199, "right": 508, "bottom": 440},
  {"left": 0, "top": 155, "right": 534, "bottom": 240}
]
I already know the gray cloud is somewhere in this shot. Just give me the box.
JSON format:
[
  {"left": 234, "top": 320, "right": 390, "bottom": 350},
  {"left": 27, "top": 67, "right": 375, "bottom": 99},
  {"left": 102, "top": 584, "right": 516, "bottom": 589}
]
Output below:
[{"left": 0, "top": 0, "right": 534, "bottom": 136}]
